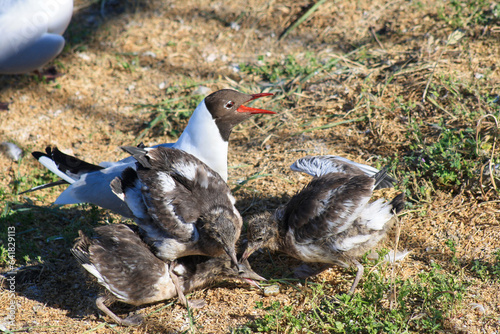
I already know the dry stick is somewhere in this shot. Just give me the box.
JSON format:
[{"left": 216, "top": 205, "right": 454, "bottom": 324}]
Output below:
[
  {"left": 294, "top": 117, "right": 366, "bottom": 135},
  {"left": 369, "top": 27, "right": 386, "bottom": 50},
  {"left": 390, "top": 213, "right": 402, "bottom": 310},
  {"left": 426, "top": 96, "right": 458, "bottom": 120},
  {"left": 422, "top": 51, "right": 445, "bottom": 103},
  {"left": 278, "top": 0, "right": 328, "bottom": 40},
  {"left": 73, "top": 0, "right": 100, "bottom": 13},
  {"left": 476, "top": 114, "right": 499, "bottom": 193}
]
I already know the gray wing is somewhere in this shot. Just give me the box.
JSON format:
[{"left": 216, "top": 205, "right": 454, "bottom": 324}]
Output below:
[{"left": 290, "top": 155, "right": 396, "bottom": 189}]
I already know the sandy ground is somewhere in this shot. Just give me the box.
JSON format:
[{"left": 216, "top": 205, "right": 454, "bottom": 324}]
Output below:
[{"left": 1, "top": 0, "right": 499, "bottom": 333}]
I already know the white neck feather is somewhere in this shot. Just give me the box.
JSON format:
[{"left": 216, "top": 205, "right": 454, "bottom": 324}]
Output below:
[{"left": 174, "top": 100, "right": 229, "bottom": 181}]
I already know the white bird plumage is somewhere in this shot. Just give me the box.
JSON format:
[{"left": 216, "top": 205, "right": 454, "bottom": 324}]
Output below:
[{"left": 0, "top": 0, "right": 73, "bottom": 74}]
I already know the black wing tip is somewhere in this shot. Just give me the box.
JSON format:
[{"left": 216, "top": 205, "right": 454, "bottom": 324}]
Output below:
[
  {"left": 18, "top": 179, "right": 68, "bottom": 194},
  {"left": 374, "top": 165, "right": 397, "bottom": 190},
  {"left": 31, "top": 145, "right": 58, "bottom": 163},
  {"left": 34, "top": 145, "right": 104, "bottom": 173},
  {"left": 31, "top": 151, "right": 48, "bottom": 160},
  {"left": 120, "top": 167, "right": 139, "bottom": 190},
  {"left": 390, "top": 193, "right": 405, "bottom": 214},
  {"left": 44, "top": 146, "right": 58, "bottom": 156}
]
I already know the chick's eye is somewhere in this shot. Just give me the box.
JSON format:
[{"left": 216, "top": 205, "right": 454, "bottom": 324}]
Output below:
[{"left": 224, "top": 101, "right": 235, "bottom": 109}]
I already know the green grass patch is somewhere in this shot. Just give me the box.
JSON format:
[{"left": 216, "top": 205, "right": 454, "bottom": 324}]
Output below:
[
  {"left": 133, "top": 81, "right": 214, "bottom": 141},
  {"left": 385, "top": 73, "right": 500, "bottom": 201},
  {"left": 240, "top": 54, "right": 321, "bottom": 86},
  {"left": 234, "top": 263, "right": 467, "bottom": 333},
  {"left": 404, "top": 124, "right": 477, "bottom": 188},
  {"left": 469, "top": 249, "right": 500, "bottom": 281},
  {"left": 437, "top": 0, "right": 500, "bottom": 29}
]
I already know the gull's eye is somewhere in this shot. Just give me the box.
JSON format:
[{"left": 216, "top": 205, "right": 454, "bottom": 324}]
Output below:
[{"left": 224, "top": 101, "right": 235, "bottom": 109}]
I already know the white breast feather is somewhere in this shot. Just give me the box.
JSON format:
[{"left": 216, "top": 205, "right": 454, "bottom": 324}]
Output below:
[
  {"left": 293, "top": 243, "right": 332, "bottom": 263},
  {"left": 336, "top": 234, "right": 372, "bottom": 252},
  {"left": 173, "top": 100, "right": 229, "bottom": 181}
]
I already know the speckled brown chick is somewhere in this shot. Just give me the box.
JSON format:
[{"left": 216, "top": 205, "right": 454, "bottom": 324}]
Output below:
[
  {"left": 242, "top": 156, "right": 405, "bottom": 294},
  {"left": 72, "top": 224, "right": 264, "bottom": 326},
  {"left": 110, "top": 146, "right": 243, "bottom": 267}
]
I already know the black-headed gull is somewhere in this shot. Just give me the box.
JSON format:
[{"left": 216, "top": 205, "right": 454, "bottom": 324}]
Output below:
[{"left": 22, "top": 89, "right": 274, "bottom": 217}]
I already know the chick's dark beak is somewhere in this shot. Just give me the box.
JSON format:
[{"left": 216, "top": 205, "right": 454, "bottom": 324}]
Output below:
[
  {"left": 240, "top": 245, "right": 255, "bottom": 262},
  {"left": 224, "top": 245, "right": 239, "bottom": 268},
  {"left": 237, "top": 259, "right": 266, "bottom": 282}
]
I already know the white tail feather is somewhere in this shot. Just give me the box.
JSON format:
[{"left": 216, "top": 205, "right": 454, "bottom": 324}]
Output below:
[
  {"left": 359, "top": 199, "right": 394, "bottom": 231},
  {"left": 37, "top": 155, "right": 76, "bottom": 184}
]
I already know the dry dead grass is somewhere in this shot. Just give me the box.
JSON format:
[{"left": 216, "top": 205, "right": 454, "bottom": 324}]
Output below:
[{"left": 1, "top": 0, "right": 499, "bottom": 333}]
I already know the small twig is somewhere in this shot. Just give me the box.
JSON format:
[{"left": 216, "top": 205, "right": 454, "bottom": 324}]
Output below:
[
  {"left": 476, "top": 114, "right": 499, "bottom": 192},
  {"left": 426, "top": 96, "right": 457, "bottom": 120},
  {"left": 369, "top": 27, "right": 385, "bottom": 50},
  {"left": 146, "top": 301, "right": 176, "bottom": 316},
  {"left": 389, "top": 213, "right": 402, "bottom": 310},
  {"left": 73, "top": 0, "right": 100, "bottom": 13},
  {"left": 232, "top": 172, "right": 272, "bottom": 192}
]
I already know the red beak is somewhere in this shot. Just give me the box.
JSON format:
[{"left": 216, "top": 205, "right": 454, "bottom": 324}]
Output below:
[{"left": 237, "top": 93, "right": 275, "bottom": 114}]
